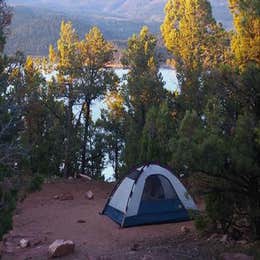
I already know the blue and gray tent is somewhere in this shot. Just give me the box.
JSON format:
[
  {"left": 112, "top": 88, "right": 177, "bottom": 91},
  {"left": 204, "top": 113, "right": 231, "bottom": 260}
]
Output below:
[{"left": 102, "top": 163, "right": 198, "bottom": 227}]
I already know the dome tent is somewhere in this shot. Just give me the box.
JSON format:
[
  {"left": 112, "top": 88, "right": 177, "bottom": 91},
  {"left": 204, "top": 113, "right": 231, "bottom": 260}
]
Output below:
[{"left": 102, "top": 163, "right": 198, "bottom": 227}]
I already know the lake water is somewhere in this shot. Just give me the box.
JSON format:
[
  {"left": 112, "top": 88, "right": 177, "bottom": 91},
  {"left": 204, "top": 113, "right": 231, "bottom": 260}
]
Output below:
[{"left": 92, "top": 68, "right": 178, "bottom": 121}]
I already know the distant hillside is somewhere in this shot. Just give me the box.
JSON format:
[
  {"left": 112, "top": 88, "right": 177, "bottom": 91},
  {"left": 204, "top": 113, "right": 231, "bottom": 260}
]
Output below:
[
  {"left": 5, "top": 0, "right": 232, "bottom": 56},
  {"left": 4, "top": 6, "right": 159, "bottom": 56},
  {"left": 8, "top": 0, "right": 165, "bottom": 19},
  {"left": 8, "top": 0, "right": 232, "bottom": 24}
]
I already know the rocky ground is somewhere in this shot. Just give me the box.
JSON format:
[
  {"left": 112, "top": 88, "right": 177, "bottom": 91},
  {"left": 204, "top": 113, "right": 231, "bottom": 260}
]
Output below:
[{"left": 0, "top": 179, "right": 257, "bottom": 259}]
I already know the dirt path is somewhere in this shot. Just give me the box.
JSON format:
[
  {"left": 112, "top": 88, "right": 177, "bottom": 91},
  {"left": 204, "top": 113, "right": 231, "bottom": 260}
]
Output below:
[{"left": 1, "top": 179, "right": 224, "bottom": 259}]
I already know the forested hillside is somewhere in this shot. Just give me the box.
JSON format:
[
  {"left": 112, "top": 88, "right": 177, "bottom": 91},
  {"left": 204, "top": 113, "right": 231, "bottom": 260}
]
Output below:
[
  {"left": 8, "top": 0, "right": 231, "bottom": 23},
  {"left": 5, "top": 0, "right": 232, "bottom": 56},
  {"left": 4, "top": 6, "right": 160, "bottom": 56}
]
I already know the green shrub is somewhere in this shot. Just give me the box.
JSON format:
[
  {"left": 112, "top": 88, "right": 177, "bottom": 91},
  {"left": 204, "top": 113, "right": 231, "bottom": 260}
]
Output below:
[
  {"left": 194, "top": 213, "right": 210, "bottom": 234},
  {"left": 28, "top": 175, "right": 44, "bottom": 192},
  {"left": 205, "top": 193, "right": 235, "bottom": 233},
  {"left": 0, "top": 190, "right": 17, "bottom": 240}
]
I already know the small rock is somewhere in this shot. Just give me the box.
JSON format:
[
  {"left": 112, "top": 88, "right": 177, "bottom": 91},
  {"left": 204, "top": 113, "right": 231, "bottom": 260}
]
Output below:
[
  {"left": 86, "top": 255, "right": 96, "bottom": 260},
  {"left": 237, "top": 240, "right": 248, "bottom": 245},
  {"left": 3, "top": 242, "right": 15, "bottom": 254},
  {"left": 142, "top": 254, "right": 153, "bottom": 260},
  {"left": 221, "top": 252, "right": 254, "bottom": 260},
  {"left": 220, "top": 234, "right": 228, "bottom": 243},
  {"left": 12, "top": 215, "right": 19, "bottom": 222},
  {"left": 32, "top": 238, "right": 42, "bottom": 246},
  {"left": 60, "top": 192, "right": 74, "bottom": 201},
  {"left": 130, "top": 243, "right": 140, "bottom": 251},
  {"left": 48, "top": 239, "right": 75, "bottom": 258},
  {"left": 85, "top": 190, "right": 94, "bottom": 200},
  {"left": 181, "top": 226, "right": 190, "bottom": 233},
  {"left": 2, "top": 234, "right": 8, "bottom": 242},
  {"left": 20, "top": 238, "right": 30, "bottom": 248},
  {"left": 77, "top": 219, "right": 86, "bottom": 223},
  {"left": 53, "top": 195, "right": 59, "bottom": 200},
  {"left": 68, "top": 176, "right": 74, "bottom": 181},
  {"left": 98, "top": 256, "right": 112, "bottom": 260},
  {"left": 207, "top": 233, "right": 218, "bottom": 241}
]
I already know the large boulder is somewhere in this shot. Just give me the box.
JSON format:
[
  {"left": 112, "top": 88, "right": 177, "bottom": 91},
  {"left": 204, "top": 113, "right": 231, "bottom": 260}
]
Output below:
[{"left": 48, "top": 240, "right": 75, "bottom": 258}]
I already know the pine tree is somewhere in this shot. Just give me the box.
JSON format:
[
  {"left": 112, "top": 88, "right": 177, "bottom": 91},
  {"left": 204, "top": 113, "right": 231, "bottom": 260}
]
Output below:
[
  {"left": 0, "top": 1, "right": 24, "bottom": 239},
  {"left": 0, "top": 0, "right": 12, "bottom": 53},
  {"left": 0, "top": 0, "right": 21, "bottom": 173},
  {"left": 161, "top": 0, "right": 228, "bottom": 111},
  {"left": 229, "top": 0, "right": 260, "bottom": 68},
  {"left": 140, "top": 102, "right": 176, "bottom": 164},
  {"left": 98, "top": 90, "right": 125, "bottom": 180},
  {"left": 121, "top": 26, "right": 166, "bottom": 168},
  {"left": 21, "top": 57, "right": 66, "bottom": 177},
  {"left": 122, "top": 26, "right": 166, "bottom": 129},
  {"left": 48, "top": 21, "right": 81, "bottom": 177},
  {"left": 77, "top": 26, "right": 115, "bottom": 175}
]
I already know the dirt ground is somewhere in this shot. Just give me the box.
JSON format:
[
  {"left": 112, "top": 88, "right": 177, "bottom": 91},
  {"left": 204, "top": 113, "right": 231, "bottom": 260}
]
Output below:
[{"left": 1, "top": 179, "right": 233, "bottom": 259}]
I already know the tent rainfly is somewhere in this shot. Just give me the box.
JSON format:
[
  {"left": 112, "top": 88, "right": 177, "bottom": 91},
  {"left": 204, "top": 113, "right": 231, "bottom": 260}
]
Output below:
[{"left": 102, "top": 163, "right": 198, "bottom": 227}]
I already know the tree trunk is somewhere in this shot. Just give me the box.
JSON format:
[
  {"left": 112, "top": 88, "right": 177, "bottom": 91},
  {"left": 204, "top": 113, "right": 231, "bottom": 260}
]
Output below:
[
  {"left": 248, "top": 177, "right": 260, "bottom": 239},
  {"left": 114, "top": 142, "right": 119, "bottom": 180},
  {"left": 64, "top": 85, "right": 73, "bottom": 178},
  {"left": 81, "top": 100, "right": 90, "bottom": 175}
]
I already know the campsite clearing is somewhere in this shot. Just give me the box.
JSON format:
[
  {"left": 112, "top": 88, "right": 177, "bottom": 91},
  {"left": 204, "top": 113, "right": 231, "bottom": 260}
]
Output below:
[{"left": 0, "top": 179, "right": 245, "bottom": 259}]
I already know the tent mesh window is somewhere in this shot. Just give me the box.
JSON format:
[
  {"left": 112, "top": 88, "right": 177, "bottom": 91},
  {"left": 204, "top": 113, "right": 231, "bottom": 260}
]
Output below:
[{"left": 141, "top": 175, "right": 178, "bottom": 201}]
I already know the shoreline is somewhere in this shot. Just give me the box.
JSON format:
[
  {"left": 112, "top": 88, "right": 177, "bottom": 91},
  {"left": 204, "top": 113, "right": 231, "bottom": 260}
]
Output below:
[{"left": 105, "top": 63, "right": 175, "bottom": 70}]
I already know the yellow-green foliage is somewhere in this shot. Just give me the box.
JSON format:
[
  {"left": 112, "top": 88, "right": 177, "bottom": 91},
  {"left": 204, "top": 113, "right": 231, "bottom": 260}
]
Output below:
[
  {"left": 161, "top": 0, "right": 228, "bottom": 73},
  {"left": 229, "top": 0, "right": 260, "bottom": 69}
]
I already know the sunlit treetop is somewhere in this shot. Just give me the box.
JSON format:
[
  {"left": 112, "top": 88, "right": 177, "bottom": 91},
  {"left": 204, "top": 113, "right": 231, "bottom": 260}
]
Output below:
[
  {"left": 161, "top": 0, "right": 228, "bottom": 74},
  {"left": 78, "top": 26, "right": 114, "bottom": 68},
  {"left": 229, "top": 0, "right": 260, "bottom": 68},
  {"left": 121, "top": 26, "right": 159, "bottom": 74}
]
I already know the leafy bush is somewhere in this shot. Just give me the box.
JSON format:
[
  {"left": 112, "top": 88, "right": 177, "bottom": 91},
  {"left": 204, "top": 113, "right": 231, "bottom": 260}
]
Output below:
[
  {"left": 194, "top": 213, "right": 210, "bottom": 234},
  {"left": 28, "top": 175, "right": 44, "bottom": 192},
  {"left": 205, "top": 193, "right": 235, "bottom": 233},
  {"left": 0, "top": 189, "right": 17, "bottom": 240}
]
